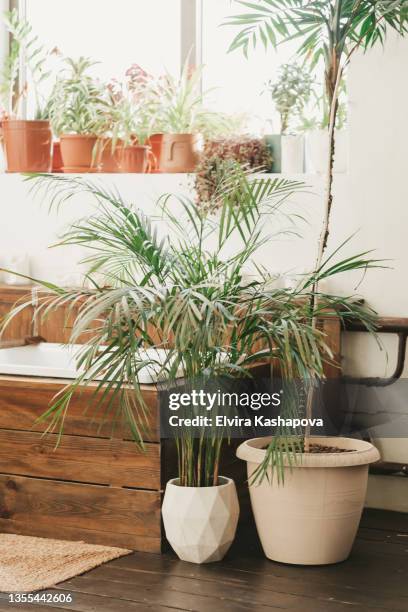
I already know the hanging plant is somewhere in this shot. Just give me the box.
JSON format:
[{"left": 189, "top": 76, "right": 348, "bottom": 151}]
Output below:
[{"left": 195, "top": 137, "right": 273, "bottom": 212}]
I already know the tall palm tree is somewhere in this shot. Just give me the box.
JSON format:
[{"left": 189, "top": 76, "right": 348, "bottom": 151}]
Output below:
[{"left": 227, "top": 1, "right": 407, "bottom": 447}]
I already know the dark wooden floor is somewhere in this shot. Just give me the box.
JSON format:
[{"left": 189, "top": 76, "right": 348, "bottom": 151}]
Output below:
[{"left": 0, "top": 509, "right": 407, "bottom": 612}]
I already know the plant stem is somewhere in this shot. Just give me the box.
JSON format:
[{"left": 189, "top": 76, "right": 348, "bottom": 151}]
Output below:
[{"left": 304, "top": 61, "right": 344, "bottom": 452}]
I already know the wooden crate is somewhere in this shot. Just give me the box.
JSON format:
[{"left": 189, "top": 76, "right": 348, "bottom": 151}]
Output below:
[{"left": 0, "top": 376, "right": 164, "bottom": 552}]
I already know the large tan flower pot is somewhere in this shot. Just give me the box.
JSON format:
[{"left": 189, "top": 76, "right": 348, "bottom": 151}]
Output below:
[
  {"left": 237, "top": 436, "right": 380, "bottom": 565},
  {"left": 162, "top": 476, "right": 239, "bottom": 564}
]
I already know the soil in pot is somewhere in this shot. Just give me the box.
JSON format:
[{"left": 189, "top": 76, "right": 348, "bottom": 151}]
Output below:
[
  {"left": 60, "top": 134, "right": 98, "bottom": 173},
  {"left": 162, "top": 476, "right": 240, "bottom": 564},
  {"left": 237, "top": 436, "right": 380, "bottom": 565},
  {"left": 159, "top": 134, "right": 202, "bottom": 173},
  {"left": 2, "top": 120, "right": 53, "bottom": 173}
]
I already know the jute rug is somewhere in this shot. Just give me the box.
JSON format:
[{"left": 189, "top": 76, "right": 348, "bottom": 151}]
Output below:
[{"left": 0, "top": 534, "right": 131, "bottom": 593}]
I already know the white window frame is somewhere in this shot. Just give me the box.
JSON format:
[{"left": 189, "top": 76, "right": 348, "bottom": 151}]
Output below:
[{"left": 7, "top": 0, "right": 204, "bottom": 118}]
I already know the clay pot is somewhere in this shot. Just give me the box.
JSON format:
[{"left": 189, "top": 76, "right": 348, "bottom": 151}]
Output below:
[
  {"left": 52, "top": 141, "right": 64, "bottom": 173},
  {"left": 159, "top": 133, "right": 202, "bottom": 173},
  {"left": 237, "top": 436, "right": 380, "bottom": 565},
  {"left": 1, "top": 120, "right": 52, "bottom": 173},
  {"left": 60, "top": 134, "right": 98, "bottom": 173},
  {"left": 116, "top": 144, "right": 153, "bottom": 173},
  {"left": 162, "top": 476, "right": 239, "bottom": 564},
  {"left": 96, "top": 138, "right": 122, "bottom": 173},
  {"left": 147, "top": 133, "right": 164, "bottom": 172}
]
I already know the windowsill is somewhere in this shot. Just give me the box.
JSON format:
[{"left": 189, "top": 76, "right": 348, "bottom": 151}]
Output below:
[{"left": 0, "top": 171, "right": 346, "bottom": 179}]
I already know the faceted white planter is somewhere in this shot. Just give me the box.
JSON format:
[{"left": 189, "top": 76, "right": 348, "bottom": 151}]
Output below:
[
  {"left": 162, "top": 476, "right": 239, "bottom": 564},
  {"left": 281, "top": 135, "right": 304, "bottom": 173},
  {"left": 237, "top": 436, "right": 380, "bottom": 565}
]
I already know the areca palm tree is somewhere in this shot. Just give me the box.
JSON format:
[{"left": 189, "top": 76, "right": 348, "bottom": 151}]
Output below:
[{"left": 2, "top": 170, "right": 379, "bottom": 483}]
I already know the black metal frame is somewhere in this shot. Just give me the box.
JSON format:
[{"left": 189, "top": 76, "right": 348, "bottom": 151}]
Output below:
[{"left": 344, "top": 317, "right": 408, "bottom": 475}]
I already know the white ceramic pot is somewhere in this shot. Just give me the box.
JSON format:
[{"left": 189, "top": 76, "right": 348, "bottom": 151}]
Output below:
[
  {"left": 305, "top": 129, "right": 348, "bottom": 174},
  {"left": 237, "top": 436, "right": 380, "bottom": 565},
  {"left": 162, "top": 476, "right": 239, "bottom": 564},
  {"left": 281, "top": 135, "right": 304, "bottom": 174}
]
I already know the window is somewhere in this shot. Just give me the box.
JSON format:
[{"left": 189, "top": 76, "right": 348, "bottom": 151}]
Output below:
[
  {"left": 201, "top": 0, "right": 298, "bottom": 135},
  {"left": 25, "top": 0, "right": 181, "bottom": 80},
  {"left": 16, "top": 0, "right": 301, "bottom": 132}
]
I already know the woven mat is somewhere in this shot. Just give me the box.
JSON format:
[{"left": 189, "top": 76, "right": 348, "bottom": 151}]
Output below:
[{"left": 0, "top": 534, "right": 131, "bottom": 593}]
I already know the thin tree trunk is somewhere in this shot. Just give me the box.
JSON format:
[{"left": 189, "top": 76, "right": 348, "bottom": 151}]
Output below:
[{"left": 303, "top": 63, "right": 344, "bottom": 452}]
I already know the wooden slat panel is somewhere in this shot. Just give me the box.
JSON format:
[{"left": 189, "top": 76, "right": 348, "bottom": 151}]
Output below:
[
  {"left": 0, "top": 430, "right": 160, "bottom": 489},
  {"left": 0, "top": 474, "right": 161, "bottom": 550},
  {"left": 0, "top": 519, "right": 160, "bottom": 553},
  {"left": 0, "top": 377, "right": 159, "bottom": 442},
  {"left": 0, "top": 285, "right": 33, "bottom": 341},
  {"left": 320, "top": 314, "right": 342, "bottom": 379}
]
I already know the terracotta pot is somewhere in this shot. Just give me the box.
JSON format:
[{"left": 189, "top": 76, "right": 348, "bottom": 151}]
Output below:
[
  {"left": 237, "top": 436, "right": 380, "bottom": 565},
  {"left": 96, "top": 138, "right": 122, "bottom": 173},
  {"left": 159, "top": 133, "right": 202, "bottom": 173},
  {"left": 116, "top": 144, "right": 153, "bottom": 173},
  {"left": 60, "top": 134, "right": 98, "bottom": 173},
  {"left": 52, "top": 141, "right": 64, "bottom": 173},
  {"left": 1, "top": 120, "right": 52, "bottom": 173},
  {"left": 162, "top": 476, "right": 239, "bottom": 564},
  {"left": 147, "top": 133, "right": 164, "bottom": 172}
]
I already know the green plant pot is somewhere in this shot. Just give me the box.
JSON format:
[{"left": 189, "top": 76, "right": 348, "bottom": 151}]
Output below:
[{"left": 264, "top": 134, "right": 281, "bottom": 173}]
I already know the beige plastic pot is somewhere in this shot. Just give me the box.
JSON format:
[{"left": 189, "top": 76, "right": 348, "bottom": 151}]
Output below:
[
  {"left": 162, "top": 476, "right": 239, "bottom": 564},
  {"left": 237, "top": 436, "right": 380, "bottom": 565},
  {"left": 159, "top": 133, "right": 202, "bottom": 173}
]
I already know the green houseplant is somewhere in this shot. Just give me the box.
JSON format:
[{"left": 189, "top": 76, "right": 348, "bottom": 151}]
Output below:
[
  {"left": 264, "top": 62, "right": 313, "bottom": 173},
  {"left": 152, "top": 59, "right": 221, "bottom": 173},
  {"left": 0, "top": 9, "right": 53, "bottom": 172},
  {"left": 2, "top": 169, "right": 380, "bottom": 563},
  {"left": 48, "top": 56, "right": 108, "bottom": 172},
  {"left": 223, "top": 0, "right": 408, "bottom": 565},
  {"left": 195, "top": 136, "right": 273, "bottom": 212},
  {"left": 98, "top": 65, "right": 157, "bottom": 173}
]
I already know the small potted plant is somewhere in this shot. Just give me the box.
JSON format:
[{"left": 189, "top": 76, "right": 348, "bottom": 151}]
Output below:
[
  {"left": 0, "top": 9, "right": 53, "bottom": 173},
  {"left": 264, "top": 62, "right": 313, "bottom": 173},
  {"left": 99, "top": 65, "right": 156, "bottom": 173},
  {"left": 153, "top": 60, "right": 215, "bottom": 173},
  {"left": 47, "top": 57, "right": 108, "bottom": 173},
  {"left": 195, "top": 136, "right": 273, "bottom": 212}
]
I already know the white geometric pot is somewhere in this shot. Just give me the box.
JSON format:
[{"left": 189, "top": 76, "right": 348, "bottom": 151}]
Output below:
[
  {"left": 162, "top": 476, "right": 240, "bottom": 564},
  {"left": 237, "top": 436, "right": 380, "bottom": 565},
  {"left": 281, "top": 134, "right": 304, "bottom": 174}
]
